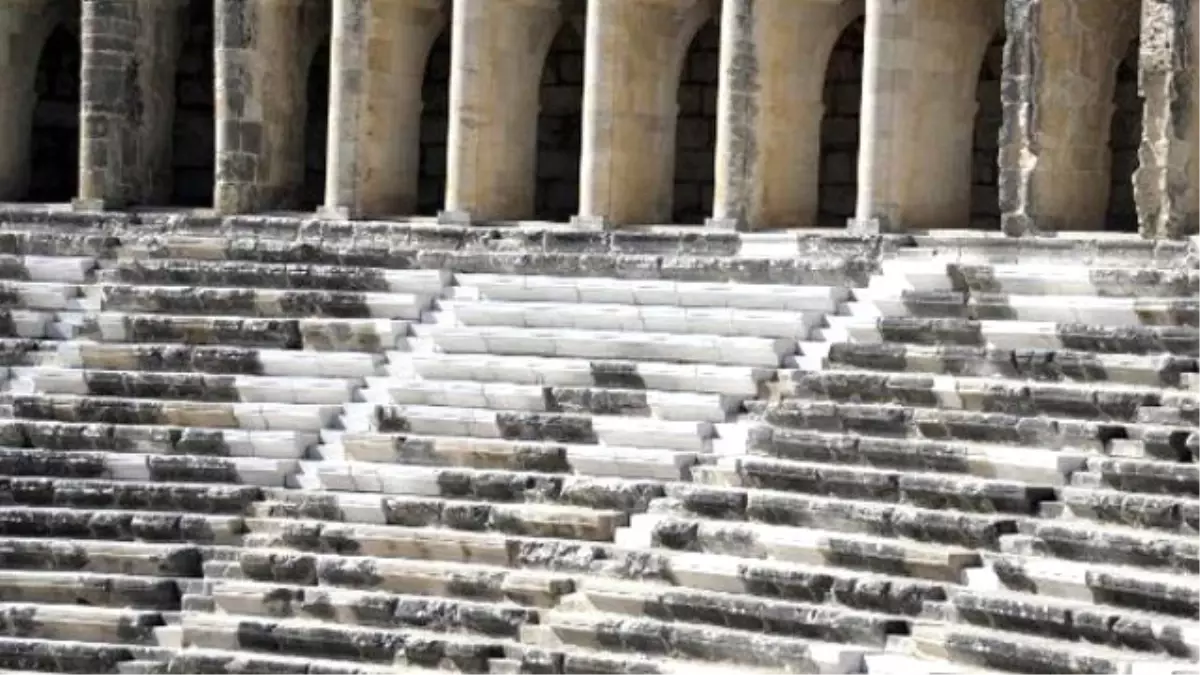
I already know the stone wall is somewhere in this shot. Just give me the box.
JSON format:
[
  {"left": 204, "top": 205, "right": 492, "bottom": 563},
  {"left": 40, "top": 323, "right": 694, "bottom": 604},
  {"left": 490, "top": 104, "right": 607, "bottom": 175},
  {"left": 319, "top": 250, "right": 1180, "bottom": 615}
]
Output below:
[
  {"left": 1107, "top": 38, "right": 1143, "bottom": 232},
  {"left": 970, "top": 31, "right": 1004, "bottom": 230},
  {"left": 535, "top": 23, "right": 585, "bottom": 222},
  {"left": 171, "top": 0, "right": 214, "bottom": 207},
  {"left": 672, "top": 20, "right": 718, "bottom": 225},
  {"left": 29, "top": 26, "right": 79, "bottom": 203},
  {"left": 417, "top": 31, "right": 450, "bottom": 216},
  {"left": 818, "top": 17, "right": 863, "bottom": 228}
]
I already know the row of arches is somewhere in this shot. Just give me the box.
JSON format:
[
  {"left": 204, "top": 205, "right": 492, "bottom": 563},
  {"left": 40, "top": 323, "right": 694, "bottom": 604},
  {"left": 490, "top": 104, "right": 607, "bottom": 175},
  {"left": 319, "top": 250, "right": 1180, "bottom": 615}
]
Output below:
[{"left": 20, "top": 2, "right": 1145, "bottom": 231}]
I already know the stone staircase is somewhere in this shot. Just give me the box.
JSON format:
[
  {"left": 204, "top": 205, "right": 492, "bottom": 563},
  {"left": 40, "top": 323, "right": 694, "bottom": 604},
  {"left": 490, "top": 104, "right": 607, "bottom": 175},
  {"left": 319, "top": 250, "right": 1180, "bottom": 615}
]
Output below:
[{"left": 0, "top": 213, "right": 1194, "bottom": 674}]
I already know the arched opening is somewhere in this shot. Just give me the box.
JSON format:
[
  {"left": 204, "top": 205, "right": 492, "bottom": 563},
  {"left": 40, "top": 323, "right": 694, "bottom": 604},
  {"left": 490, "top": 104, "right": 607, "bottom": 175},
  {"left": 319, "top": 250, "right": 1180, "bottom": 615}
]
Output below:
[
  {"left": 171, "top": 0, "right": 215, "bottom": 207},
  {"left": 299, "top": 39, "right": 330, "bottom": 211},
  {"left": 534, "top": 23, "right": 584, "bottom": 222},
  {"left": 1106, "top": 38, "right": 1142, "bottom": 232},
  {"left": 970, "top": 30, "right": 1005, "bottom": 229},
  {"left": 417, "top": 31, "right": 450, "bottom": 216},
  {"left": 672, "top": 20, "right": 719, "bottom": 224},
  {"left": 817, "top": 17, "right": 863, "bottom": 227},
  {"left": 28, "top": 25, "right": 80, "bottom": 202}
]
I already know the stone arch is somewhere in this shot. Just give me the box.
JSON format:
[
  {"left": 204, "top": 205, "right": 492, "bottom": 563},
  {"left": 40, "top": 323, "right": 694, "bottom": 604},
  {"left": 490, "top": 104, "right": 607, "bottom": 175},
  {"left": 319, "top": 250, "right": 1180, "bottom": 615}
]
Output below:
[
  {"left": 300, "top": 38, "right": 331, "bottom": 211},
  {"left": 417, "top": 30, "right": 451, "bottom": 217},
  {"left": 27, "top": 24, "right": 80, "bottom": 203},
  {"left": 818, "top": 16, "right": 863, "bottom": 227},
  {"left": 534, "top": 21, "right": 585, "bottom": 222},
  {"left": 672, "top": 19, "right": 719, "bottom": 224},
  {"left": 970, "top": 30, "right": 1005, "bottom": 229},
  {"left": 171, "top": 0, "right": 215, "bottom": 207},
  {"left": 1107, "top": 37, "right": 1142, "bottom": 232}
]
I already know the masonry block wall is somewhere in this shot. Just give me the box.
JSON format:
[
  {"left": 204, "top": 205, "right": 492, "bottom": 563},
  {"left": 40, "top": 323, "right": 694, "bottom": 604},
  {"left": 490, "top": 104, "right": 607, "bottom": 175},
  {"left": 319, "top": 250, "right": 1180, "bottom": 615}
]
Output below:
[{"left": 2, "top": 0, "right": 1196, "bottom": 238}]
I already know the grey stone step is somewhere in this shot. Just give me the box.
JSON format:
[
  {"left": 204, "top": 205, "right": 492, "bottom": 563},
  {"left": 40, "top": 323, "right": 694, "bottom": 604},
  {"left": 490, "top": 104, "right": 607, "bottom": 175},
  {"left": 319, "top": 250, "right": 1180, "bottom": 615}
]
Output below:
[
  {"left": 43, "top": 342, "right": 386, "bottom": 378},
  {"left": 79, "top": 312, "right": 410, "bottom": 352},
  {"left": 0, "top": 478, "right": 263, "bottom": 514},
  {"left": 339, "top": 433, "right": 571, "bottom": 473},
  {"left": 1007, "top": 518, "right": 1198, "bottom": 573},
  {"left": 413, "top": 324, "right": 796, "bottom": 367},
  {"left": 0, "top": 603, "right": 165, "bottom": 646},
  {"left": 116, "top": 659, "right": 168, "bottom": 675},
  {"left": 398, "top": 352, "right": 773, "bottom": 396},
  {"left": 349, "top": 404, "right": 714, "bottom": 452},
  {"left": 1080, "top": 456, "right": 1198, "bottom": 497},
  {"left": 0, "top": 255, "right": 95, "bottom": 283},
  {"left": 19, "top": 368, "right": 360, "bottom": 405},
  {"left": 746, "top": 427, "right": 1089, "bottom": 484},
  {"left": 234, "top": 548, "right": 578, "bottom": 608},
  {"left": 1048, "top": 486, "right": 1199, "bottom": 534},
  {"left": 758, "top": 400, "right": 1112, "bottom": 451},
  {"left": 0, "top": 282, "right": 88, "bottom": 311},
  {"left": 824, "top": 316, "right": 1199, "bottom": 356},
  {"left": 0, "top": 420, "right": 316, "bottom": 458},
  {"left": 179, "top": 612, "right": 513, "bottom": 670},
  {"left": 560, "top": 576, "right": 908, "bottom": 648},
  {"left": 889, "top": 236, "right": 1189, "bottom": 267},
  {"left": 0, "top": 340, "right": 64, "bottom": 369},
  {"left": 206, "top": 578, "right": 536, "bottom": 639},
  {"left": 656, "top": 484, "right": 1020, "bottom": 549},
  {"left": 0, "top": 538, "right": 205, "bottom": 577},
  {"left": 453, "top": 273, "right": 849, "bottom": 310},
  {"left": 693, "top": 456, "right": 1055, "bottom": 515},
  {"left": 103, "top": 259, "right": 452, "bottom": 294},
  {"left": 981, "top": 552, "right": 1200, "bottom": 618},
  {"left": 822, "top": 342, "right": 1197, "bottom": 388},
  {"left": 1127, "top": 424, "right": 1199, "bottom": 462},
  {"left": 11, "top": 394, "right": 340, "bottom": 432},
  {"left": 880, "top": 259, "right": 1198, "bottom": 294},
  {"left": 0, "top": 507, "right": 247, "bottom": 545},
  {"left": 0, "top": 636, "right": 146, "bottom": 674},
  {"left": 525, "top": 609, "right": 869, "bottom": 673},
  {"left": 0, "top": 311, "right": 58, "bottom": 340},
  {"left": 436, "top": 299, "right": 822, "bottom": 339},
  {"left": 0, "top": 448, "right": 298, "bottom": 487},
  {"left": 1137, "top": 405, "right": 1198, "bottom": 425},
  {"left": 0, "top": 570, "right": 181, "bottom": 610},
  {"left": 945, "top": 588, "right": 1200, "bottom": 659},
  {"left": 619, "top": 513, "right": 981, "bottom": 583},
  {"left": 365, "top": 378, "right": 740, "bottom": 422},
  {"left": 908, "top": 620, "right": 1193, "bottom": 675},
  {"left": 164, "top": 647, "right": 403, "bottom": 674},
  {"left": 244, "top": 496, "right": 626, "bottom": 544},
  {"left": 98, "top": 284, "right": 431, "bottom": 320}
]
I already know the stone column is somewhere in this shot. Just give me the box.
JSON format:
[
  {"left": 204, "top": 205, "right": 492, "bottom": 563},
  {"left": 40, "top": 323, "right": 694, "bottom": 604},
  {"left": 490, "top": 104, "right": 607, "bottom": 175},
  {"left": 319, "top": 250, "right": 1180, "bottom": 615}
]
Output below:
[
  {"left": 440, "top": 0, "right": 561, "bottom": 223},
  {"left": 998, "top": 0, "right": 1141, "bottom": 235},
  {"left": 323, "top": 0, "right": 446, "bottom": 218},
  {"left": 577, "top": 0, "right": 715, "bottom": 228},
  {"left": 0, "top": 2, "right": 72, "bottom": 200},
  {"left": 215, "top": 0, "right": 330, "bottom": 214},
  {"left": 77, "top": 0, "right": 182, "bottom": 209},
  {"left": 852, "top": 0, "right": 1000, "bottom": 233},
  {"left": 710, "top": 0, "right": 860, "bottom": 230},
  {"left": 1134, "top": 0, "right": 1198, "bottom": 239}
]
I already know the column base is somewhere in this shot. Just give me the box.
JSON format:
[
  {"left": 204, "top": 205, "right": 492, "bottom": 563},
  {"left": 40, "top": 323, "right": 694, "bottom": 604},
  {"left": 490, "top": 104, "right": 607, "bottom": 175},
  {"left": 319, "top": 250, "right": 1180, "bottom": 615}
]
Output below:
[
  {"left": 437, "top": 210, "right": 473, "bottom": 225},
  {"left": 317, "top": 205, "right": 354, "bottom": 221},
  {"left": 71, "top": 198, "right": 106, "bottom": 213},
  {"left": 704, "top": 216, "right": 744, "bottom": 231},
  {"left": 1000, "top": 214, "right": 1046, "bottom": 238},
  {"left": 569, "top": 214, "right": 610, "bottom": 231},
  {"left": 847, "top": 216, "right": 902, "bottom": 235}
]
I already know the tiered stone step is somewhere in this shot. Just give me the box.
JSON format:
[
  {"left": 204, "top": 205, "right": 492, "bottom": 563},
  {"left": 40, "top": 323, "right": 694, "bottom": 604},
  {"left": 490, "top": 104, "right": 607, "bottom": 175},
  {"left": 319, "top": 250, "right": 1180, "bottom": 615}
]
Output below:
[
  {"left": 0, "top": 220, "right": 899, "bottom": 673},
  {"left": 759, "top": 241, "right": 1200, "bottom": 674}
]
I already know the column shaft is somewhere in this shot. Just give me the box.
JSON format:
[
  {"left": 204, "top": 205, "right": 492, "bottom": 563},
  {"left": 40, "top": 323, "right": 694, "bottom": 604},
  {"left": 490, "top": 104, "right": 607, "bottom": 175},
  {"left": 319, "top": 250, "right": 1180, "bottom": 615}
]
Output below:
[
  {"left": 578, "top": 0, "right": 714, "bottom": 227},
  {"left": 712, "top": 0, "right": 857, "bottom": 230},
  {"left": 998, "top": 0, "right": 1141, "bottom": 234},
  {"left": 324, "top": 0, "right": 446, "bottom": 218},
  {"left": 854, "top": 0, "right": 998, "bottom": 231},
  {"left": 79, "top": 0, "right": 180, "bottom": 208},
  {"left": 215, "top": 0, "right": 330, "bottom": 214}
]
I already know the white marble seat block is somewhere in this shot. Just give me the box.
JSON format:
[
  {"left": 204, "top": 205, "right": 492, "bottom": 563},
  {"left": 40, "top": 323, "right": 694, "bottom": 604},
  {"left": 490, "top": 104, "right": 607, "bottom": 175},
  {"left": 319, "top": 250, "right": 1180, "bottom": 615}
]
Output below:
[
  {"left": 256, "top": 350, "right": 384, "bottom": 378},
  {"left": 591, "top": 416, "right": 712, "bottom": 452},
  {"left": 565, "top": 445, "right": 697, "bottom": 480},
  {"left": 23, "top": 256, "right": 94, "bottom": 283},
  {"left": 232, "top": 403, "right": 341, "bottom": 431},
  {"left": 234, "top": 376, "right": 359, "bottom": 405}
]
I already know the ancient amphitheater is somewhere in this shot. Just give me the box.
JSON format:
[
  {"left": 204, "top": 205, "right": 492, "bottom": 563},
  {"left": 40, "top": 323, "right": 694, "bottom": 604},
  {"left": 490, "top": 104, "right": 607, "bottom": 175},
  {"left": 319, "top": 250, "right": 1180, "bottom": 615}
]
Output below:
[{"left": 0, "top": 0, "right": 1196, "bottom": 673}]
